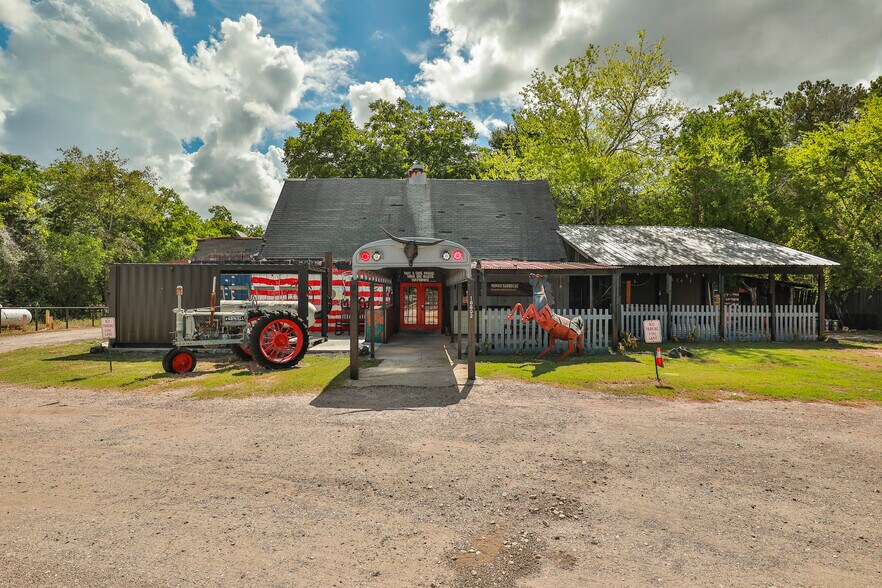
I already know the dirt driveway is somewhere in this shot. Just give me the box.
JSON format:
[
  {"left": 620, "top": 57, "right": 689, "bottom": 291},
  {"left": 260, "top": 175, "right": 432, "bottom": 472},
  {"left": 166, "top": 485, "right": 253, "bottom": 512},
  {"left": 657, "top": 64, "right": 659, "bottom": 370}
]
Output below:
[
  {"left": 1, "top": 382, "right": 880, "bottom": 587},
  {"left": 0, "top": 327, "right": 101, "bottom": 354}
]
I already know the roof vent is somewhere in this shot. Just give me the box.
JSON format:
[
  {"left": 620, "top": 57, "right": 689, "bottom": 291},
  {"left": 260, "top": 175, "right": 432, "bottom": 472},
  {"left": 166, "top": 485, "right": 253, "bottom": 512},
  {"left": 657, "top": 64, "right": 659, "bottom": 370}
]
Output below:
[{"left": 407, "top": 162, "right": 427, "bottom": 185}]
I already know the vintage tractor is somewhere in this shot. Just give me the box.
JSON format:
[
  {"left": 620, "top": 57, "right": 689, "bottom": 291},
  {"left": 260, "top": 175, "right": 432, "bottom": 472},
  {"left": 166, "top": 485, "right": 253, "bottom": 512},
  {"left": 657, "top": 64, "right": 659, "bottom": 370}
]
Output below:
[{"left": 163, "top": 280, "right": 318, "bottom": 374}]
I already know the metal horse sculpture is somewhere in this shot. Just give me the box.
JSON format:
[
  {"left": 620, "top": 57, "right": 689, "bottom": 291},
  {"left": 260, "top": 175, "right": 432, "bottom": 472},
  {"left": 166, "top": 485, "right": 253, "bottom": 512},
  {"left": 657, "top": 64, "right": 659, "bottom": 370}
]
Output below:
[{"left": 508, "top": 274, "right": 584, "bottom": 362}]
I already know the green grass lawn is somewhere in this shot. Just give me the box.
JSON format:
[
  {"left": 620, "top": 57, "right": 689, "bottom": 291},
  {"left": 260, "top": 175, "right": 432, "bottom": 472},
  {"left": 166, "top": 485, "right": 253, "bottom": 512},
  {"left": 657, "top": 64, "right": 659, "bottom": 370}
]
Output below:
[
  {"left": 0, "top": 341, "right": 379, "bottom": 399},
  {"left": 477, "top": 341, "right": 882, "bottom": 403},
  {"left": 1, "top": 339, "right": 879, "bottom": 404}
]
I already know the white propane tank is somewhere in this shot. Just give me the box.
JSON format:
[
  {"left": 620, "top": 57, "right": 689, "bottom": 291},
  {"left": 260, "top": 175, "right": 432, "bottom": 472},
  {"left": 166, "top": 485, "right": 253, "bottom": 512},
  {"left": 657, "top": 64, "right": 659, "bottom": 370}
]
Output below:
[{"left": 0, "top": 305, "right": 32, "bottom": 328}]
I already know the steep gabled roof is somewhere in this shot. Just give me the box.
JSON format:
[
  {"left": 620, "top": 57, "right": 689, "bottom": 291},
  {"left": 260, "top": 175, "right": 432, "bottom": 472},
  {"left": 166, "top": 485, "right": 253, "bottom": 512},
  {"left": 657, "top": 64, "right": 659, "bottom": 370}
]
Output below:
[
  {"left": 558, "top": 225, "right": 838, "bottom": 269},
  {"left": 261, "top": 179, "right": 567, "bottom": 261}
]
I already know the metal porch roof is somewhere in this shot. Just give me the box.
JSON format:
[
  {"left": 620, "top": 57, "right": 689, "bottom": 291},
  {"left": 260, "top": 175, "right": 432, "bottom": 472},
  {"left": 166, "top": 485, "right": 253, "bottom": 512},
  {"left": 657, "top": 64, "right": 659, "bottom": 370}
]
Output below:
[{"left": 558, "top": 226, "right": 838, "bottom": 268}]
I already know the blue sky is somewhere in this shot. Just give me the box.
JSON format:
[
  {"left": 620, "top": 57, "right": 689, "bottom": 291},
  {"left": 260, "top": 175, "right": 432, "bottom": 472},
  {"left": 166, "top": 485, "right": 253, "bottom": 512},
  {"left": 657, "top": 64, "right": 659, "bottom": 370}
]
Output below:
[{"left": 1, "top": 0, "right": 880, "bottom": 225}]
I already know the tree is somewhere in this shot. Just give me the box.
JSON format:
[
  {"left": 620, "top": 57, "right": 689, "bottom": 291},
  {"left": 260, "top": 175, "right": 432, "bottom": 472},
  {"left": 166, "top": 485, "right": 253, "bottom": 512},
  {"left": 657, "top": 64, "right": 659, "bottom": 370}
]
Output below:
[
  {"left": 283, "top": 105, "right": 361, "bottom": 178},
  {"left": 776, "top": 80, "right": 868, "bottom": 142},
  {"left": 202, "top": 205, "right": 263, "bottom": 238},
  {"left": 666, "top": 92, "right": 785, "bottom": 237},
  {"left": 510, "top": 31, "right": 682, "bottom": 224},
  {"left": 781, "top": 95, "right": 882, "bottom": 289},
  {"left": 283, "top": 98, "right": 479, "bottom": 179}
]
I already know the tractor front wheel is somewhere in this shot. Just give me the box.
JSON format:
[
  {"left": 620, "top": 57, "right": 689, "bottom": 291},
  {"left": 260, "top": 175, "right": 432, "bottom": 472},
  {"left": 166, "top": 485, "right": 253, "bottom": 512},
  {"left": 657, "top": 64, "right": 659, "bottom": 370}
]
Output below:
[
  {"left": 249, "top": 311, "right": 309, "bottom": 370},
  {"left": 163, "top": 348, "right": 197, "bottom": 374}
]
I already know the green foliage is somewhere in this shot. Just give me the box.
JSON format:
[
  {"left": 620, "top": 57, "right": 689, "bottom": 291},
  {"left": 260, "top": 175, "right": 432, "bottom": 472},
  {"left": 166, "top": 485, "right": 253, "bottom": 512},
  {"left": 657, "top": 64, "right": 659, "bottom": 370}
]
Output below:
[
  {"left": 0, "top": 148, "right": 260, "bottom": 306},
  {"left": 776, "top": 79, "right": 869, "bottom": 142},
  {"left": 666, "top": 92, "right": 784, "bottom": 238},
  {"left": 283, "top": 98, "right": 478, "bottom": 179},
  {"left": 509, "top": 31, "right": 682, "bottom": 224},
  {"left": 780, "top": 96, "right": 882, "bottom": 289}
]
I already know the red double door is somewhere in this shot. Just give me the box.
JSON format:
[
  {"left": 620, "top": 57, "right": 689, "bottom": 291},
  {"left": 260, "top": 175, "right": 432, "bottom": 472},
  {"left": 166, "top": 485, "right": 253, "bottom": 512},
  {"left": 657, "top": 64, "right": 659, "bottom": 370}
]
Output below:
[{"left": 400, "top": 282, "right": 442, "bottom": 330}]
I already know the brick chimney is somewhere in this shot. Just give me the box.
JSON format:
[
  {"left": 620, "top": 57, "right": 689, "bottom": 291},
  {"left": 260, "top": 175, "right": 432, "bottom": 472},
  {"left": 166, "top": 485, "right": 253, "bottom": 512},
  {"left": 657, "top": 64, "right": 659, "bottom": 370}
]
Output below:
[{"left": 407, "top": 162, "right": 427, "bottom": 185}]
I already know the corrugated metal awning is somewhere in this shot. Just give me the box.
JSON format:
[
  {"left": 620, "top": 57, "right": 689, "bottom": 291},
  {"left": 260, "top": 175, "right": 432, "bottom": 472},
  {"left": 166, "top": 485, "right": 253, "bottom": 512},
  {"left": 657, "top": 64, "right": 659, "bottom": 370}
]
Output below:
[{"left": 558, "top": 225, "right": 838, "bottom": 268}]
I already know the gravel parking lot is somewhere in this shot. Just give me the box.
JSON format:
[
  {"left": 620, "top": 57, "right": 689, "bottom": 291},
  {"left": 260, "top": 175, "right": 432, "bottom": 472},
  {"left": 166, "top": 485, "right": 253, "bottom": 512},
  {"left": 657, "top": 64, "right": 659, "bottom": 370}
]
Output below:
[{"left": 1, "top": 381, "right": 880, "bottom": 587}]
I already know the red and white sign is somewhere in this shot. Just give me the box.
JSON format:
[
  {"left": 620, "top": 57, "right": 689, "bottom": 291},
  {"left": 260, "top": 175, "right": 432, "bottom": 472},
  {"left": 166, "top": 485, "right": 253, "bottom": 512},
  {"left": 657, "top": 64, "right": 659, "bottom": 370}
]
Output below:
[
  {"left": 101, "top": 317, "right": 116, "bottom": 339},
  {"left": 643, "top": 320, "right": 662, "bottom": 344}
]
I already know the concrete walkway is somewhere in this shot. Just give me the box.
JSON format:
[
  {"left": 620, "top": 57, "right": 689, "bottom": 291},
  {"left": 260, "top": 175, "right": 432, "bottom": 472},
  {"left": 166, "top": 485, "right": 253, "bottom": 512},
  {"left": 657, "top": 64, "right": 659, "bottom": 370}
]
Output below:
[{"left": 345, "top": 333, "right": 471, "bottom": 390}]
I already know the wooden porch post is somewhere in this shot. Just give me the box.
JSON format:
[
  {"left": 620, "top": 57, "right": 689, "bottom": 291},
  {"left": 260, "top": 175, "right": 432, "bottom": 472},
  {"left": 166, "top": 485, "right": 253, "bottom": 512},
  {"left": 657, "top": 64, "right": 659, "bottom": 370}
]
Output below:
[
  {"left": 589, "top": 275, "right": 594, "bottom": 309},
  {"left": 467, "top": 278, "right": 476, "bottom": 381},
  {"left": 457, "top": 282, "right": 463, "bottom": 360},
  {"left": 665, "top": 273, "right": 673, "bottom": 341},
  {"left": 818, "top": 271, "right": 826, "bottom": 340},
  {"left": 611, "top": 272, "right": 621, "bottom": 344},
  {"left": 718, "top": 270, "right": 726, "bottom": 341},
  {"left": 769, "top": 274, "right": 777, "bottom": 341},
  {"left": 349, "top": 275, "right": 359, "bottom": 380}
]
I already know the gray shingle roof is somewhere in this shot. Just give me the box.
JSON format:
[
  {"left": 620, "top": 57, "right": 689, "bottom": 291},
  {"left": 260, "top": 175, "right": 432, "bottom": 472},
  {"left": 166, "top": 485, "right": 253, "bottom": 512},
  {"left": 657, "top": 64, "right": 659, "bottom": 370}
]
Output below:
[
  {"left": 261, "top": 179, "right": 567, "bottom": 261},
  {"left": 558, "top": 225, "right": 838, "bottom": 268}
]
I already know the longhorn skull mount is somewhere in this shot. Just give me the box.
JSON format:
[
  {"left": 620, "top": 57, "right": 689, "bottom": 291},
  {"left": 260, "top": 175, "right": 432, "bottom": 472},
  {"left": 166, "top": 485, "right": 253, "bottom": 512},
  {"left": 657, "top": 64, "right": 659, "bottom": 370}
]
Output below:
[{"left": 381, "top": 228, "right": 444, "bottom": 267}]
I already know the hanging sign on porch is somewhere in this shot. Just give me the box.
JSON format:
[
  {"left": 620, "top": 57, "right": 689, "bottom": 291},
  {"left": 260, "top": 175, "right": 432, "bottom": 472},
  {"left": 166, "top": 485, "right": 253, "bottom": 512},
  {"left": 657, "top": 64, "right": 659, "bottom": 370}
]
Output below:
[
  {"left": 643, "top": 319, "right": 662, "bottom": 344},
  {"left": 401, "top": 270, "right": 440, "bottom": 283}
]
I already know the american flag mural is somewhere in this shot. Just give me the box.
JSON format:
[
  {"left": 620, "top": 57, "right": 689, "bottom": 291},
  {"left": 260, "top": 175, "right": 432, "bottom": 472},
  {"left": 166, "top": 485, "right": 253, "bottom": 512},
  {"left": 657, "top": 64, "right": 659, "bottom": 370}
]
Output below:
[{"left": 221, "top": 270, "right": 391, "bottom": 332}]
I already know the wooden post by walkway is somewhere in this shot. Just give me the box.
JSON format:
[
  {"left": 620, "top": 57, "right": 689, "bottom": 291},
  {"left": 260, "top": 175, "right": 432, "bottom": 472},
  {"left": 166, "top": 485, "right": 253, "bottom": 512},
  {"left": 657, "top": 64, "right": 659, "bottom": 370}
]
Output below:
[
  {"left": 718, "top": 270, "right": 726, "bottom": 341},
  {"left": 297, "top": 267, "right": 310, "bottom": 324},
  {"left": 321, "top": 251, "right": 332, "bottom": 338},
  {"left": 449, "top": 285, "right": 455, "bottom": 343},
  {"left": 818, "top": 271, "right": 826, "bottom": 340},
  {"left": 769, "top": 274, "right": 777, "bottom": 341},
  {"left": 349, "top": 276, "right": 359, "bottom": 380},
  {"left": 369, "top": 283, "right": 375, "bottom": 359},
  {"left": 457, "top": 282, "right": 463, "bottom": 360},
  {"left": 665, "top": 273, "right": 673, "bottom": 341},
  {"left": 467, "top": 279, "right": 476, "bottom": 381}
]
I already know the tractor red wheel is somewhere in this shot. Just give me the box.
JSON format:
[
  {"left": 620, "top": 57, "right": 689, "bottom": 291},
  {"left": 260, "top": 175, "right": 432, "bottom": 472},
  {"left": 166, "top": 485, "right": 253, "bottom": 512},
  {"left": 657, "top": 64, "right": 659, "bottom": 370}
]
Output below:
[
  {"left": 163, "top": 348, "right": 197, "bottom": 374},
  {"left": 249, "top": 312, "right": 309, "bottom": 370}
]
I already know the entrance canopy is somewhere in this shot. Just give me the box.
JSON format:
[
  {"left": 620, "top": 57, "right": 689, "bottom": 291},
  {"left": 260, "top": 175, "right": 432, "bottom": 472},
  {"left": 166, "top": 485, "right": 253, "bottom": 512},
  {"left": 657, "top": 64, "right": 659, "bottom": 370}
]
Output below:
[
  {"left": 352, "top": 237, "right": 472, "bottom": 284},
  {"left": 349, "top": 237, "right": 477, "bottom": 381}
]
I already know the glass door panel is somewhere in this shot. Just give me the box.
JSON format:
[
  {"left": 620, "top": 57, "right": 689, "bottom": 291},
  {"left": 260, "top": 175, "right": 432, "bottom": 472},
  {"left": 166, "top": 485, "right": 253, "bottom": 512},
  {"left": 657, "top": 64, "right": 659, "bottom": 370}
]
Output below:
[
  {"left": 423, "top": 286, "right": 440, "bottom": 327},
  {"left": 402, "top": 285, "right": 418, "bottom": 325}
]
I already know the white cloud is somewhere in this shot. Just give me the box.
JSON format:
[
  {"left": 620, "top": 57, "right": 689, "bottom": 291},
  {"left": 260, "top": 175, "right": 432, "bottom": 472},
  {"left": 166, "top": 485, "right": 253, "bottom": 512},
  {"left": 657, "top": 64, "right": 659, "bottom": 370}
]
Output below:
[
  {"left": 171, "top": 0, "right": 195, "bottom": 17},
  {"left": 0, "top": 0, "right": 35, "bottom": 30},
  {"left": 0, "top": 0, "right": 356, "bottom": 226},
  {"left": 347, "top": 78, "right": 406, "bottom": 126},
  {"left": 416, "top": 0, "right": 606, "bottom": 105},
  {"left": 470, "top": 114, "right": 507, "bottom": 139},
  {"left": 416, "top": 0, "right": 882, "bottom": 108}
]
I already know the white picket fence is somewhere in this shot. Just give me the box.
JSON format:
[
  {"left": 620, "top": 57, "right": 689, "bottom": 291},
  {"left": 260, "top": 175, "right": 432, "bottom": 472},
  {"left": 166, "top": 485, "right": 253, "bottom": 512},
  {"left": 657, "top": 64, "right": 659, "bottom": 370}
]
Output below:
[
  {"left": 623, "top": 304, "right": 818, "bottom": 342},
  {"left": 453, "top": 308, "right": 611, "bottom": 353},
  {"left": 773, "top": 305, "right": 818, "bottom": 341},
  {"left": 452, "top": 304, "right": 818, "bottom": 351}
]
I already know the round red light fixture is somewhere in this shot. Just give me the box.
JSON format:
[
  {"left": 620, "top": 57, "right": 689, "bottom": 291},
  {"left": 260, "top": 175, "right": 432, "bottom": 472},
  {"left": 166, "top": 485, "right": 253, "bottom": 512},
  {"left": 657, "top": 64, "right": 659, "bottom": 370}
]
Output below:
[
  {"left": 451, "top": 249, "right": 464, "bottom": 261},
  {"left": 359, "top": 250, "right": 371, "bottom": 262}
]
